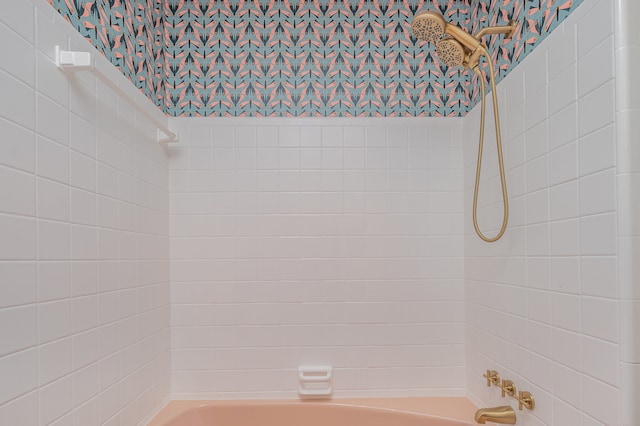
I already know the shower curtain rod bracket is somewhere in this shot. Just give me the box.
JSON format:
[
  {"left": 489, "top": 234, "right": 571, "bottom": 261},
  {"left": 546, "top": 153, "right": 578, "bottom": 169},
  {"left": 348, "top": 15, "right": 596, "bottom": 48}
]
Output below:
[
  {"left": 55, "top": 47, "right": 92, "bottom": 69},
  {"left": 55, "top": 46, "right": 178, "bottom": 144}
]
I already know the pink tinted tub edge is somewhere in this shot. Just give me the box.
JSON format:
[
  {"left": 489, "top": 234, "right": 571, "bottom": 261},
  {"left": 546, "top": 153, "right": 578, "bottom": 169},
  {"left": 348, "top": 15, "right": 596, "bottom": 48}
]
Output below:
[{"left": 147, "top": 397, "right": 479, "bottom": 426}]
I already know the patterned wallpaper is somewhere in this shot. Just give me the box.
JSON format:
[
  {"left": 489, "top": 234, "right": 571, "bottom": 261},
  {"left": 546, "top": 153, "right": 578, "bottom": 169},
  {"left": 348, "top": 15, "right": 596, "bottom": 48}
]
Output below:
[
  {"left": 47, "top": 0, "right": 166, "bottom": 107},
  {"left": 162, "top": 0, "right": 470, "bottom": 117},
  {"left": 47, "top": 0, "right": 583, "bottom": 117},
  {"left": 468, "top": 0, "right": 583, "bottom": 105}
]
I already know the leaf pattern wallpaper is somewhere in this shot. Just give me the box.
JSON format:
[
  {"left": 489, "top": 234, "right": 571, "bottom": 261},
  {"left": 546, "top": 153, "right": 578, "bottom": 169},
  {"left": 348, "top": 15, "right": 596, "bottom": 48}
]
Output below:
[
  {"left": 47, "top": 0, "right": 583, "bottom": 117},
  {"left": 468, "top": 0, "right": 582, "bottom": 106},
  {"left": 48, "top": 0, "right": 167, "bottom": 108}
]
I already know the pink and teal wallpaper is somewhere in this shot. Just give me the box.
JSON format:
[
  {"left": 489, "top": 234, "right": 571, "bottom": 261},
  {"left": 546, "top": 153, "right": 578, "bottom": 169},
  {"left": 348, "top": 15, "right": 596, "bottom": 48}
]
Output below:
[
  {"left": 162, "top": 0, "right": 470, "bottom": 116},
  {"left": 47, "top": 0, "right": 583, "bottom": 117},
  {"left": 468, "top": 0, "right": 581, "bottom": 105},
  {"left": 48, "top": 0, "right": 166, "bottom": 108}
]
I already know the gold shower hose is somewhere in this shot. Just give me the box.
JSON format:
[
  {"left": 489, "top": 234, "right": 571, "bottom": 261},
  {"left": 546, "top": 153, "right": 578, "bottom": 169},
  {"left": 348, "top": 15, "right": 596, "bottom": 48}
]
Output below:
[{"left": 471, "top": 49, "right": 509, "bottom": 242}]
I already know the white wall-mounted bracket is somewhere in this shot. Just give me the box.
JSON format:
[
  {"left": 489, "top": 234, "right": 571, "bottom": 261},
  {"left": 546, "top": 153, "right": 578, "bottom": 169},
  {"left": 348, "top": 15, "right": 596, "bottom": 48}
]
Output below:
[
  {"left": 55, "top": 46, "right": 93, "bottom": 70},
  {"left": 55, "top": 46, "right": 178, "bottom": 144}
]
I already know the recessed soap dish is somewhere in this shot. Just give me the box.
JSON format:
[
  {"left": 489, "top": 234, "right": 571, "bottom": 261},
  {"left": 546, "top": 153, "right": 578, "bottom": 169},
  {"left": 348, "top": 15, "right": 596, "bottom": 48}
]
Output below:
[{"left": 298, "top": 366, "right": 332, "bottom": 399}]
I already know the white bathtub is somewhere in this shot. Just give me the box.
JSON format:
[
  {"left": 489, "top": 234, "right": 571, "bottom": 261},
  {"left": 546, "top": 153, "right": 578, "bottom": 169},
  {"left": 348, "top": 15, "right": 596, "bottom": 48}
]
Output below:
[{"left": 147, "top": 397, "right": 478, "bottom": 426}]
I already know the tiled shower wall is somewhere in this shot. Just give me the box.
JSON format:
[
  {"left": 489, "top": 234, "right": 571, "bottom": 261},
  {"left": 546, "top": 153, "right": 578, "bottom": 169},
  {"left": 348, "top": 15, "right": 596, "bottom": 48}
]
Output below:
[
  {"left": 168, "top": 117, "right": 466, "bottom": 398},
  {"left": 463, "top": 0, "right": 621, "bottom": 424},
  {"left": 0, "top": 1, "right": 170, "bottom": 425}
]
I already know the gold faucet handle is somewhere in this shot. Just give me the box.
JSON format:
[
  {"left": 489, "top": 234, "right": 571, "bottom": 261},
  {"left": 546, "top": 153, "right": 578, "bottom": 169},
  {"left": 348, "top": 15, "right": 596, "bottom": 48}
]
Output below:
[
  {"left": 483, "top": 370, "right": 500, "bottom": 387},
  {"left": 518, "top": 390, "right": 535, "bottom": 410},
  {"left": 501, "top": 379, "right": 516, "bottom": 398}
]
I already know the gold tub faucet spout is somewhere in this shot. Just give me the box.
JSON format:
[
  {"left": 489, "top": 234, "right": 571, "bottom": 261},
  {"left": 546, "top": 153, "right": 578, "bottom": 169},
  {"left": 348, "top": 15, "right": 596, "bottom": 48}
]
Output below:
[{"left": 474, "top": 405, "right": 516, "bottom": 424}]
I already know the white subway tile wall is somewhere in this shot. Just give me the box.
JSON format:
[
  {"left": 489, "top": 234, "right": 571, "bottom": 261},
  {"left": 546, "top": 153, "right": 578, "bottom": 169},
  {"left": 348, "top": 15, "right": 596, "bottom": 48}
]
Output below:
[
  {"left": 0, "top": 1, "right": 170, "bottom": 425},
  {"left": 464, "top": 0, "right": 621, "bottom": 425},
  {"left": 168, "top": 117, "right": 465, "bottom": 399}
]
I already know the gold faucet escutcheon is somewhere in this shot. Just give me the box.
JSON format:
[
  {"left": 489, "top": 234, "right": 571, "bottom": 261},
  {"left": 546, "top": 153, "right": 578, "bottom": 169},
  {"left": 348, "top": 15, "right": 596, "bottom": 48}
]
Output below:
[
  {"left": 518, "top": 390, "right": 535, "bottom": 410},
  {"left": 501, "top": 379, "right": 516, "bottom": 398},
  {"left": 483, "top": 369, "right": 500, "bottom": 387}
]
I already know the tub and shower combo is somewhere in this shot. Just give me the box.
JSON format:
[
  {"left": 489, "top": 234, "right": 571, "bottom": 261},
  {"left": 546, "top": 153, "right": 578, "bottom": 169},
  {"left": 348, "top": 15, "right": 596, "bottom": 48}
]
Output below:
[
  {"left": 146, "top": 10, "right": 528, "bottom": 426},
  {"left": 54, "top": 5, "right": 534, "bottom": 426}
]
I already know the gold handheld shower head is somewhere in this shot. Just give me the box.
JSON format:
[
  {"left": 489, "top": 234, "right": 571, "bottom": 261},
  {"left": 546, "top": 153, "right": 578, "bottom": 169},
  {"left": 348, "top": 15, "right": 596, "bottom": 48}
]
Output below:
[
  {"left": 411, "top": 11, "right": 481, "bottom": 54},
  {"left": 411, "top": 11, "right": 446, "bottom": 44},
  {"left": 412, "top": 10, "right": 516, "bottom": 242},
  {"left": 435, "top": 37, "right": 466, "bottom": 68}
]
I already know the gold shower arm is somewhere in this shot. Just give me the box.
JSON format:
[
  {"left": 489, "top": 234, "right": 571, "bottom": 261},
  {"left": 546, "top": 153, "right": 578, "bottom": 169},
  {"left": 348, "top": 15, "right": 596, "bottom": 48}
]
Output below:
[{"left": 474, "top": 20, "right": 517, "bottom": 41}]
